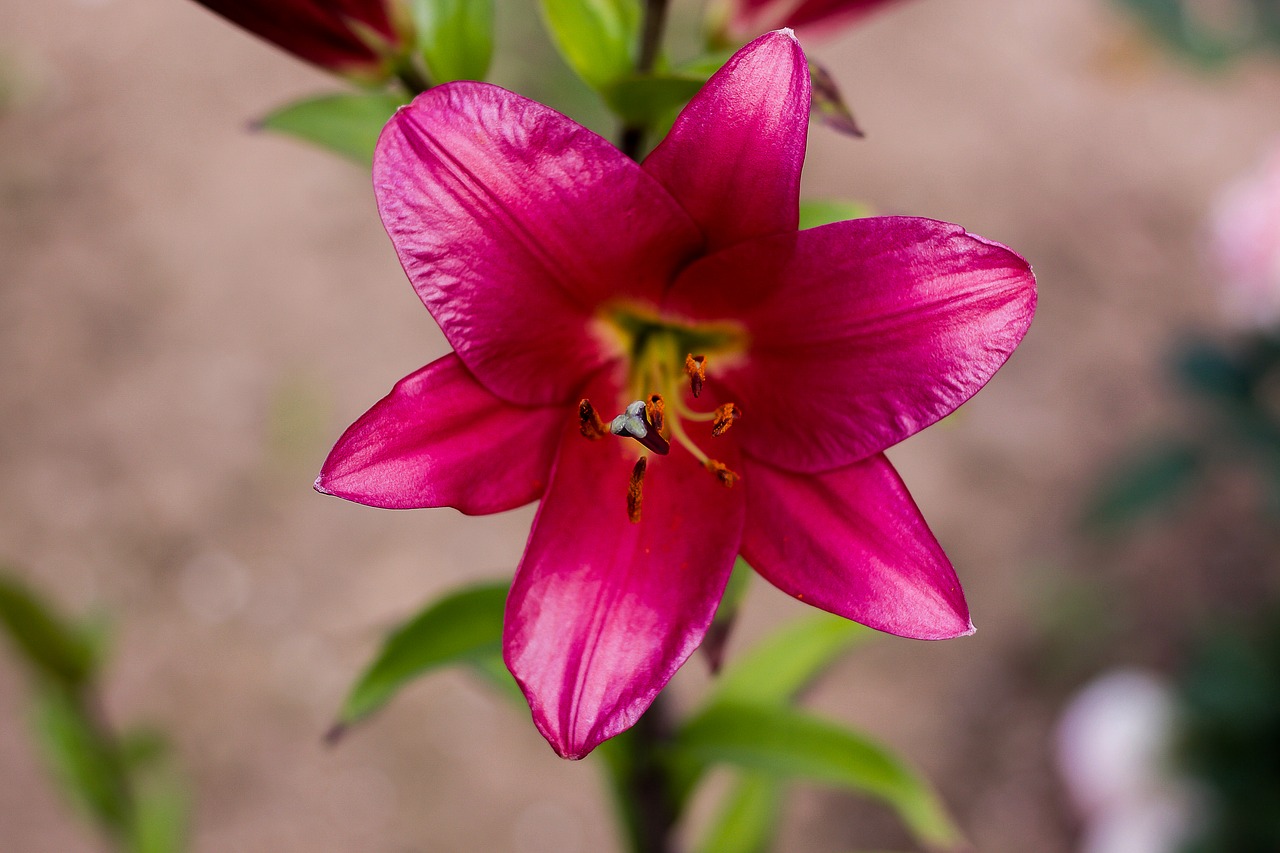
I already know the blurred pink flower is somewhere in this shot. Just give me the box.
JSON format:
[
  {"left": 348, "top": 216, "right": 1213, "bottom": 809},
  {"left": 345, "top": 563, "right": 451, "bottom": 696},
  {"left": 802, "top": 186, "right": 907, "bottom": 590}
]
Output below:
[
  {"left": 317, "top": 31, "right": 1036, "bottom": 758},
  {"left": 726, "top": 0, "right": 905, "bottom": 38},
  {"left": 192, "top": 0, "right": 405, "bottom": 79},
  {"left": 1210, "top": 142, "right": 1280, "bottom": 327}
]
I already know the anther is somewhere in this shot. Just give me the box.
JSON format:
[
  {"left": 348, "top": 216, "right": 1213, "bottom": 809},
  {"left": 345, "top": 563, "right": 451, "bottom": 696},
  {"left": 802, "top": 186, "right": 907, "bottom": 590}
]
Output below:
[
  {"left": 685, "top": 354, "right": 707, "bottom": 398},
  {"left": 627, "top": 456, "right": 647, "bottom": 523},
  {"left": 705, "top": 459, "right": 740, "bottom": 488},
  {"left": 610, "top": 400, "right": 671, "bottom": 455},
  {"left": 646, "top": 393, "right": 665, "bottom": 434},
  {"left": 711, "top": 402, "right": 742, "bottom": 437},
  {"left": 578, "top": 399, "right": 609, "bottom": 440}
]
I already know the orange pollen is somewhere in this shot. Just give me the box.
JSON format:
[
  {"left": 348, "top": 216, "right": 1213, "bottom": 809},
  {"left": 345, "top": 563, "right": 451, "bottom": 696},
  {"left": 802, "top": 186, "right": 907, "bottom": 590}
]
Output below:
[
  {"left": 578, "top": 399, "right": 608, "bottom": 440},
  {"left": 685, "top": 354, "right": 707, "bottom": 398},
  {"left": 627, "top": 456, "right": 647, "bottom": 523},
  {"left": 704, "top": 459, "right": 740, "bottom": 488},
  {"left": 646, "top": 393, "right": 666, "bottom": 434},
  {"left": 711, "top": 402, "right": 742, "bottom": 437}
]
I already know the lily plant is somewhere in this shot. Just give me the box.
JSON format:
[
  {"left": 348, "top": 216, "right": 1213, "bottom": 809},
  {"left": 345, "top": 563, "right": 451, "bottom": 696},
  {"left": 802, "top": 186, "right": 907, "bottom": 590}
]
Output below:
[
  {"left": 172, "top": 2, "right": 1039, "bottom": 851},
  {"left": 316, "top": 30, "right": 1036, "bottom": 759}
]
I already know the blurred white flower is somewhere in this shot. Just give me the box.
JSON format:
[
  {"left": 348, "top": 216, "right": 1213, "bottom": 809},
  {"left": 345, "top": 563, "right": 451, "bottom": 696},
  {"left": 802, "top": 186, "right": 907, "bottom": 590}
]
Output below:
[
  {"left": 1209, "top": 142, "right": 1280, "bottom": 328},
  {"left": 1056, "top": 669, "right": 1197, "bottom": 853}
]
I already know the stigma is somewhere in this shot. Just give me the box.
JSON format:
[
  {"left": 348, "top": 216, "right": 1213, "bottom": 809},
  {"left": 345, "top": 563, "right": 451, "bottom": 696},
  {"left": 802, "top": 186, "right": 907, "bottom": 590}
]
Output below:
[{"left": 609, "top": 400, "right": 671, "bottom": 455}]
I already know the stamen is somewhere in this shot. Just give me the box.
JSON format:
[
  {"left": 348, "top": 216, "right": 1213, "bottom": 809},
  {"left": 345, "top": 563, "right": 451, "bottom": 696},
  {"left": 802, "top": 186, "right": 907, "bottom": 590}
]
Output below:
[
  {"left": 610, "top": 400, "right": 671, "bottom": 455},
  {"left": 711, "top": 402, "right": 742, "bottom": 437},
  {"left": 705, "top": 459, "right": 740, "bottom": 488},
  {"left": 685, "top": 354, "right": 707, "bottom": 398},
  {"left": 627, "top": 456, "right": 647, "bottom": 523},
  {"left": 646, "top": 393, "right": 666, "bottom": 434},
  {"left": 578, "top": 399, "right": 608, "bottom": 440}
]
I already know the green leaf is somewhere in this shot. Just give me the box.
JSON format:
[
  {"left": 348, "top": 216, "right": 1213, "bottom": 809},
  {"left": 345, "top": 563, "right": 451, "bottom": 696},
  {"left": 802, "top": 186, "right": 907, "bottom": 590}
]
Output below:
[
  {"left": 412, "top": 0, "right": 494, "bottom": 82},
  {"left": 798, "top": 199, "right": 875, "bottom": 230},
  {"left": 708, "top": 613, "right": 870, "bottom": 709},
  {"left": 538, "top": 0, "right": 640, "bottom": 89},
  {"left": 676, "top": 703, "right": 960, "bottom": 850},
  {"left": 466, "top": 652, "right": 526, "bottom": 705},
  {"left": 696, "top": 771, "right": 781, "bottom": 853},
  {"left": 1081, "top": 440, "right": 1204, "bottom": 533},
  {"left": 129, "top": 780, "right": 187, "bottom": 853},
  {"left": 0, "top": 572, "right": 98, "bottom": 692},
  {"left": 603, "top": 73, "right": 704, "bottom": 124},
  {"left": 119, "top": 727, "right": 169, "bottom": 771},
  {"left": 30, "top": 688, "right": 130, "bottom": 835},
  {"left": 258, "top": 92, "right": 408, "bottom": 165},
  {"left": 128, "top": 761, "right": 188, "bottom": 853},
  {"left": 335, "top": 582, "right": 507, "bottom": 728}
]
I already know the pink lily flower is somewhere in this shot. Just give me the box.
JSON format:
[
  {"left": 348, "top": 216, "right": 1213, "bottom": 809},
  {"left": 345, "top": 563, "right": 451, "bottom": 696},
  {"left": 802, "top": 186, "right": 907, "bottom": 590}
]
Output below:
[
  {"left": 192, "top": 0, "right": 405, "bottom": 79},
  {"left": 727, "top": 0, "right": 905, "bottom": 39},
  {"left": 317, "top": 30, "right": 1036, "bottom": 759}
]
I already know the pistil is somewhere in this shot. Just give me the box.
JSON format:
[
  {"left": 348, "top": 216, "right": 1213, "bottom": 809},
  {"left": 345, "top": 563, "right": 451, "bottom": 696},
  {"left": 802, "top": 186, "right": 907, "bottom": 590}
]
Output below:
[{"left": 610, "top": 400, "right": 671, "bottom": 455}]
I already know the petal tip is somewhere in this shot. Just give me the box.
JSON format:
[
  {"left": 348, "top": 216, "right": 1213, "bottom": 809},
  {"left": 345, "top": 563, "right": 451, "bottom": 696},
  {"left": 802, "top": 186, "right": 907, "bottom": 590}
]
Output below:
[{"left": 313, "top": 474, "right": 333, "bottom": 496}]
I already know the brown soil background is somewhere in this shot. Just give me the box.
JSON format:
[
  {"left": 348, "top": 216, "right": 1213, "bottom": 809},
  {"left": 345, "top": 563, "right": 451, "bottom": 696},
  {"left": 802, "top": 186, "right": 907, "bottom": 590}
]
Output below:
[{"left": 3, "top": 1, "right": 1279, "bottom": 851}]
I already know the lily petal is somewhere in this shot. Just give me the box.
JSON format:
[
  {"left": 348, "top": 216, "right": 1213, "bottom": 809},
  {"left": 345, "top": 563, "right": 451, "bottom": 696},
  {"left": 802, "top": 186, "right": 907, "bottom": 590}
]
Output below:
[
  {"left": 194, "top": 0, "right": 396, "bottom": 75},
  {"left": 504, "top": 383, "right": 746, "bottom": 758},
  {"left": 784, "top": 0, "right": 903, "bottom": 35},
  {"left": 741, "top": 454, "right": 972, "bottom": 639},
  {"left": 643, "top": 30, "right": 809, "bottom": 254},
  {"left": 667, "top": 216, "right": 1036, "bottom": 472},
  {"left": 316, "top": 354, "right": 562, "bottom": 514},
  {"left": 376, "top": 84, "right": 703, "bottom": 407}
]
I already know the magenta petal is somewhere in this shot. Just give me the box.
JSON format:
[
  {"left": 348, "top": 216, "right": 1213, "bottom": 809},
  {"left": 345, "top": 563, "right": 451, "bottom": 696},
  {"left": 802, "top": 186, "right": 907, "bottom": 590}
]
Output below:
[
  {"left": 504, "top": 401, "right": 745, "bottom": 758},
  {"left": 741, "top": 454, "right": 972, "bottom": 639},
  {"left": 642, "top": 31, "right": 809, "bottom": 253},
  {"left": 784, "top": 0, "right": 903, "bottom": 34},
  {"left": 667, "top": 216, "right": 1036, "bottom": 472},
  {"left": 194, "top": 0, "right": 395, "bottom": 73},
  {"left": 375, "top": 84, "right": 703, "bottom": 407},
  {"left": 316, "top": 354, "right": 562, "bottom": 515}
]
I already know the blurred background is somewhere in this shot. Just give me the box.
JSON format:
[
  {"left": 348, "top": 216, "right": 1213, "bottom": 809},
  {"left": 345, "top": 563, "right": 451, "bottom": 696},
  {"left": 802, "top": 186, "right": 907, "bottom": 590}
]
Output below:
[{"left": 2, "top": 0, "right": 1280, "bottom": 850}]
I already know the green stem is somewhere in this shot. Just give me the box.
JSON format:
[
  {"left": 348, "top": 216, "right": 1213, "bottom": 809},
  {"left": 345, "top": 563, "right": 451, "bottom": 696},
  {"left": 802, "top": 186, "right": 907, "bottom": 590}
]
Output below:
[
  {"left": 395, "top": 60, "right": 432, "bottom": 95},
  {"left": 601, "top": 694, "right": 679, "bottom": 853},
  {"left": 620, "top": 0, "right": 672, "bottom": 159}
]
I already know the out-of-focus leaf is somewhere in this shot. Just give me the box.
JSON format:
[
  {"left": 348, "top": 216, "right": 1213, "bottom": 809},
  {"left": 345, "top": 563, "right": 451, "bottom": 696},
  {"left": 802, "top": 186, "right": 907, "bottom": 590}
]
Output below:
[
  {"left": 538, "top": 0, "right": 640, "bottom": 89},
  {"left": 1176, "top": 340, "right": 1252, "bottom": 401},
  {"left": 30, "top": 688, "right": 129, "bottom": 835},
  {"left": 0, "top": 573, "right": 97, "bottom": 692},
  {"left": 676, "top": 703, "right": 960, "bottom": 850},
  {"left": 119, "top": 727, "right": 169, "bottom": 771},
  {"left": 798, "top": 199, "right": 874, "bottom": 230},
  {"left": 1081, "top": 440, "right": 1204, "bottom": 532},
  {"left": 809, "top": 61, "right": 863, "bottom": 137},
  {"left": 129, "top": 775, "right": 187, "bottom": 853},
  {"left": 412, "top": 0, "right": 494, "bottom": 82},
  {"left": 677, "top": 51, "right": 732, "bottom": 80},
  {"left": 334, "top": 582, "right": 507, "bottom": 729},
  {"left": 258, "top": 92, "right": 407, "bottom": 164},
  {"left": 708, "top": 613, "right": 869, "bottom": 709},
  {"left": 1112, "top": 0, "right": 1241, "bottom": 65},
  {"left": 467, "top": 652, "right": 525, "bottom": 705},
  {"left": 603, "top": 73, "right": 704, "bottom": 124},
  {"left": 696, "top": 771, "right": 781, "bottom": 853}
]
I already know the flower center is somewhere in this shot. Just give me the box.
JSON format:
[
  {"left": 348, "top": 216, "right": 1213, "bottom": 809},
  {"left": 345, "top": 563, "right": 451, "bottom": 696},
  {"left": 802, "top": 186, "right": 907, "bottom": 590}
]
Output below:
[{"left": 579, "top": 306, "right": 748, "bottom": 521}]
